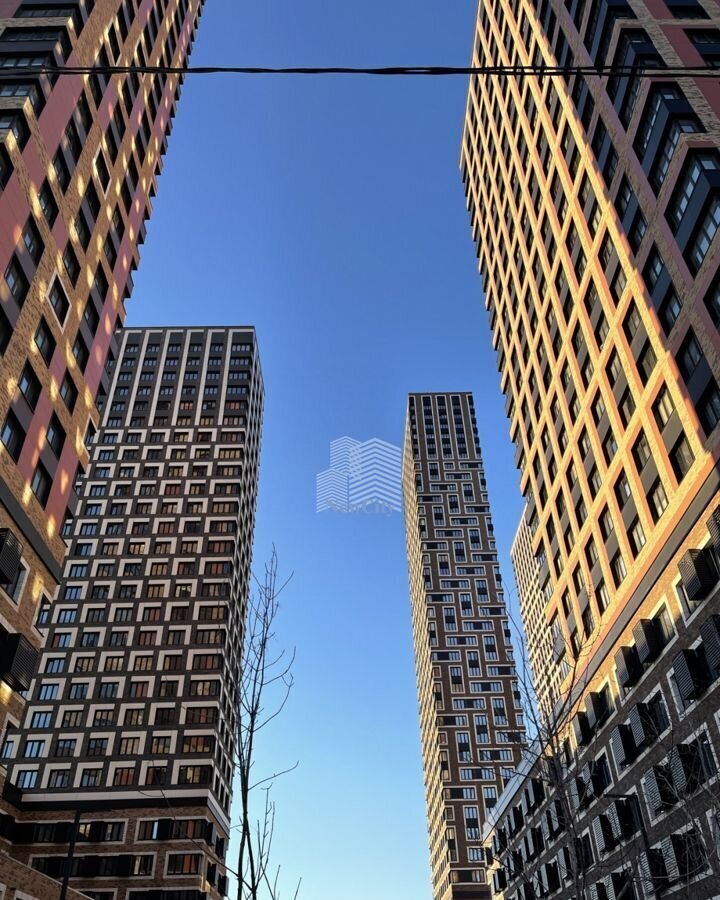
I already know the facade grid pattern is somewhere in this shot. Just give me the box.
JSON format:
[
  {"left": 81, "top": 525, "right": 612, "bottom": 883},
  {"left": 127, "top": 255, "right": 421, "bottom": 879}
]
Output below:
[
  {"left": 0, "top": 326, "right": 263, "bottom": 900},
  {"left": 403, "top": 392, "right": 525, "bottom": 900}
]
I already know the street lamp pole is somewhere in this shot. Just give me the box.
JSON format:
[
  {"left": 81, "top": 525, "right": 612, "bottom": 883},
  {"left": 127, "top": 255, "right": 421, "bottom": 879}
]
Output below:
[{"left": 58, "top": 808, "right": 81, "bottom": 900}]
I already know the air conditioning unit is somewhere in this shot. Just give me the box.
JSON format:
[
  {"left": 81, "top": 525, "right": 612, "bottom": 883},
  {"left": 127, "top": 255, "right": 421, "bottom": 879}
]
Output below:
[{"left": 0, "top": 632, "right": 38, "bottom": 691}]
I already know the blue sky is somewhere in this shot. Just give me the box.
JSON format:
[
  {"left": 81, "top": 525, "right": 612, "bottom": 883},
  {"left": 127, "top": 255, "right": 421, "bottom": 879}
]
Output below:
[{"left": 128, "top": 1, "right": 525, "bottom": 896}]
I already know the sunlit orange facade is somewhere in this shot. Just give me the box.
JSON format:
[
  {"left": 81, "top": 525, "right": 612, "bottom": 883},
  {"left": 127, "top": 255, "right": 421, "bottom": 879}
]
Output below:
[
  {"left": 461, "top": 0, "right": 720, "bottom": 895},
  {"left": 0, "top": 0, "right": 204, "bottom": 736},
  {"left": 461, "top": 0, "right": 720, "bottom": 711}
]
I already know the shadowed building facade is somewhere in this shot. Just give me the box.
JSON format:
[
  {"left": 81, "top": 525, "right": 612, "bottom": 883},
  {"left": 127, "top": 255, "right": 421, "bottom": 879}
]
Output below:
[
  {"left": 403, "top": 392, "right": 524, "bottom": 900},
  {"left": 510, "top": 509, "right": 558, "bottom": 713},
  {"left": 460, "top": 0, "right": 720, "bottom": 894},
  {"left": 0, "top": 0, "right": 205, "bottom": 738},
  {"left": 1, "top": 326, "right": 263, "bottom": 900}
]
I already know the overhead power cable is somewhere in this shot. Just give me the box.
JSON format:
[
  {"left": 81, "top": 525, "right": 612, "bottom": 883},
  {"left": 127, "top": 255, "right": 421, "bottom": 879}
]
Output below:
[{"left": 1, "top": 62, "right": 720, "bottom": 78}]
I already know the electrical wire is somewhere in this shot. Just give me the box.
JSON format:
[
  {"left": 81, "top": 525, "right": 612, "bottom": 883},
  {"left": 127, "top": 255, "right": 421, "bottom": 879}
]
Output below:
[{"left": 1, "top": 62, "right": 720, "bottom": 78}]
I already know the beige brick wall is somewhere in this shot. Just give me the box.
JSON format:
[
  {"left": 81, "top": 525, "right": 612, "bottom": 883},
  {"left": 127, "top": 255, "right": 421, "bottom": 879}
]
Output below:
[{"left": 0, "top": 853, "right": 89, "bottom": 900}]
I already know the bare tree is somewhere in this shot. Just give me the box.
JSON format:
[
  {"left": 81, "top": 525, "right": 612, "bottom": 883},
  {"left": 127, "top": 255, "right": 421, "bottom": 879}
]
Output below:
[
  {"left": 235, "top": 548, "right": 301, "bottom": 900},
  {"left": 498, "top": 596, "right": 636, "bottom": 900},
  {"left": 498, "top": 585, "right": 720, "bottom": 900}
]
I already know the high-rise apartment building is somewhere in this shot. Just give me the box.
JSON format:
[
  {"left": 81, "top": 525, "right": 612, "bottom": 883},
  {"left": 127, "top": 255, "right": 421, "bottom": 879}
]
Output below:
[
  {"left": 0, "top": 326, "right": 263, "bottom": 900},
  {"left": 461, "top": 0, "right": 720, "bottom": 707},
  {"left": 403, "top": 392, "right": 524, "bottom": 900},
  {"left": 510, "top": 509, "right": 557, "bottom": 711},
  {"left": 460, "top": 0, "right": 720, "bottom": 894},
  {"left": 0, "top": 0, "right": 204, "bottom": 734}
]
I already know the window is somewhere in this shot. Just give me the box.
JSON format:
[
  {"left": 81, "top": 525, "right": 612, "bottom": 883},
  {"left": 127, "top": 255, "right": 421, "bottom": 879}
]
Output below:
[
  {"left": 688, "top": 28, "right": 720, "bottom": 64},
  {"left": 60, "top": 373, "right": 77, "bottom": 411},
  {"left": 95, "top": 150, "right": 110, "bottom": 189},
  {"left": 24, "top": 740, "right": 44, "bottom": 758},
  {"left": 48, "top": 279, "right": 70, "bottom": 323},
  {"left": 648, "top": 479, "right": 669, "bottom": 521},
  {"left": 23, "top": 214, "right": 46, "bottom": 265},
  {"left": 38, "top": 181, "right": 58, "bottom": 225},
  {"left": 54, "top": 738, "right": 76, "bottom": 757},
  {"left": 637, "top": 341, "right": 657, "bottom": 385},
  {"left": 30, "top": 711, "right": 51, "bottom": 728},
  {"left": 48, "top": 770, "right": 69, "bottom": 788},
  {"left": 4, "top": 255, "right": 28, "bottom": 306},
  {"left": 629, "top": 210, "right": 647, "bottom": 253},
  {"left": 16, "top": 770, "right": 37, "bottom": 789},
  {"left": 614, "top": 472, "right": 631, "bottom": 511},
  {"left": 46, "top": 414, "right": 65, "bottom": 456},
  {"left": 670, "top": 432, "right": 695, "bottom": 481},
  {"left": 653, "top": 386, "right": 675, "bottom": 429},
  {"left": 62, "top": 243, "right": 80, "bottom": 286},
  {"left": 606, "top": 350, "right": 622, "bottom": 387},
  {"left": 73, "top": 334, "right": 89, "bottom": 372},
  {"left": 167, "top": 854, "right": 202, "bottom": 876},
  {"left": 34, "top": 318, "right": 56, "bottom": 364},
  {"left": 31, "top": 463, "right": 51, "bottom": 506},
  {"left": 659, "top": 288, "right": 682, "bottom": 333},
  {"left": 633, "top": 431, "right": 651, "bottom": 472},
  {"left": 623, "top": 302, "right": 642, "bottom": 342},
  {"left": 80, "top": 768, "right": 101, "bottom": 787},
  {"left": 628, "top": 517, "right": 647, "bottom": 555},
  {"left": 603, "top": 430, "right": 618, "bottom": 464},
  {"left": 87, "top": 738, "right": 107, "bottom": 757},
  {"left": 1, "top": 411, "right": 25, "bottom": 461},
  {"left": 667, "top": 152, "right": 720, "bottom": 232},
  {"left": 112, "top": 766, "right": 135, "bottom": 786},
  {"left": 619, "top": 388, "right": 636, "bottom": 426},
  {"left": 74, "top": 210, "right": 90, "bottom": 250},
  {"left": 698, "top": 379, "right": 720, "bottom": 433},
  {"left": 677, "top": 329, "right": 704, "bottom": 380},
  {"left": 18, "top": 362, "right": 40, "bottom": 409},
  {"left": 178, "top": 765, "right": 210, "bottom": 785},
  {"left": 689, "top": 195, "right": 720, "bottom": 272},
  {"left": 105, "top": 822, "right": 124, "bottom": 841},
  {"left": 0, "top": 305, "right": 10, "bottom": 356}
]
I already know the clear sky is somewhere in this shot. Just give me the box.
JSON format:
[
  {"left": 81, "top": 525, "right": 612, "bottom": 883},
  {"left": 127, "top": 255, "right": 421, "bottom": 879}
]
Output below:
[{"left": 127, "top": 1, "right": 525, "bottom": 897}]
